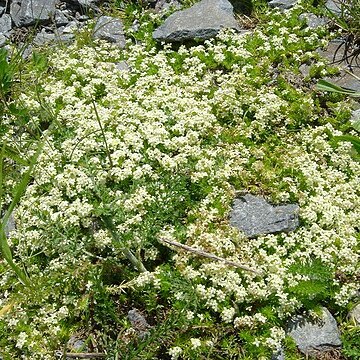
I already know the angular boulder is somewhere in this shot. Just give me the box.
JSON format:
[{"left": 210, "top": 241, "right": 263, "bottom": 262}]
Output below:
[
  {"left": 33, "top": 31, "right": 74, "bottom": 46},
  {"left": 153, "top": 0, "right": 240, "bottom": 42},
  {"left": 287, "top": 308, "right": 342, "bottom": 355},
  {"left": 229, "top": 194, "right": 299, "bottom": 238},
  {"left": 325, "top": 0, "right": 342, "bottom": 15},
  {"left": 0, "top": 14, "right": 12, "bottom": 35},
  {"left": 10, "top": 0, "right": 57, "bottom": 27},
  {"left": 93, "top": 16, "right": 126, "bottom": 47}
]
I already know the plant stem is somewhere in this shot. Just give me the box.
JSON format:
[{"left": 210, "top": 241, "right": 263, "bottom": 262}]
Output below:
[
  {"left": 101, "top": 216, "right": 147, "bottom": 273},
  {"left": 91, "top": 99, "right": 114, "bottom": 168}
]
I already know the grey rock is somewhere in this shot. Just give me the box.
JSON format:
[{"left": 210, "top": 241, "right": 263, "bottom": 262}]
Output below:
[
  {"left": 0, "top": 14, "right": 12, "bottom": 35},
  {"left": 317, "top": 39, "right": 360, "bottom": 92},
  {"left": 317, "top": 38, "right": 346, "bottom": 64},
  {"left": 75, "top": 14, "right": 90, "bottom": 22},
  {"left": 115, "top": 61, "right": 129, "bottom": 72},
  {"left": 66, "top": 335, "right": 88, "bottom": 359},
  {"left": 78, "top": 0, "right": 97, "bottom": 6},
  {"left": 128, "top": 308, "right": 151, "bottom": 339},
  {"left": 0, "top": 33, "right": 5, "bottom": 47},
  {"left": 351, "top": 109, "right": 360, "bottom": 125},
  {"left": 325, "top": 0, "right": 341, "bottom": 15},
  {"left": 325, "top": 70, "right": 360, "bottom": 92},
  {"left": 54, "top": 9, "right": 69, "bottom": 26},
  {"left": 268, "top": 0, "right": 298, "bottom": 10},
  {"left": 10, "top": 0, "right": 57, "bottom": 27},
  {"left": 33, "top": 30, "right": 74, "bottom": 46},
  {"left": 299, "top": 63, "right": 310, "bottom": 78},
  {"left": 271, "top": 348, "right": 285, "bottom": 360},
  {"left": 0, "top": 6, "right": 5, "bottom": 16},
  {"left": 287, "top": 308, "right": 341, "bottom": 355},
  {"left": 348, "top": 304, "right": 360, "bottom": 325},
  {"left": 93, "top": 16, "right": 125, "bottom": 47},
  {"left": 229, "top": 194, "right": 299, "bottom": 238},
  {"left": 68, "top": 0, "right": 99, "bottom": 10},
  {"left": 153, "top": 0, "right": 240, "bottom": 42},
  {"left": 299, "top": 13, "right": 327, "bottom": 29},
  {"left": 62, "top": 20, "right": 79, "bottom": 34}
]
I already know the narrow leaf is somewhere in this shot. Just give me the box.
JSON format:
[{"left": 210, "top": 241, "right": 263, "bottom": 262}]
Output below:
[{"left": 316, "top": 79, "right": 360, "bottom": 97}]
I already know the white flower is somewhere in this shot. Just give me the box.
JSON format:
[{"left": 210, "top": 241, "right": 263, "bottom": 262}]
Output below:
[
  {"left": 168, "top": 346, "right": 182, "bottom": 359},
  {"left": 190, "top": 338, "right": 201, "bottom": 349},
  {"left": 16, "top": 332, "right": 28, "bottom": 349}
]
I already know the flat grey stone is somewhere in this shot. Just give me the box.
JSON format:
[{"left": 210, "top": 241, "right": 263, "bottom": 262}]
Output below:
[
  {"left": 317, "top": 38, "right": 346, "bottom": 64},
  {"left": 0, "top": 14, "right": 12, "bottom": 35},
  {"left": 229, "top": 194, "right": 299, "bottom": 238},
  {"left": 348, "top": 304, "right": 360, "bottom": 325},
  {"left": 299, "top": 13, "right": 328, "bottom": 29},
  {"left": 128, "top": 308, "right": 151, "bottom": 339},
  {"left": 33, "top": 30, "right": 74, "bottom": 46},
  {"left": 62, "top": 20, "right": 79, "bottom": 34},
  {"left": 0, "top": 33, "right": 5, "bottom": 47},
  {"left": 0, "top": 6, "right": 5, "bottom": 16},
  {"left": 325, "top": 0, "right": 341, "bottom": 15},
  {"left": 54, "top": 9, "right": 69, "bottom": 26},
  {"left": 268, "top": 0, "right": 298, "bottom": 10},
  {"left": 10, "top": 0, "right": 57, "bottom": 27},
  {"left": 287, "top": 308, "right": 341, "bottom": 355},
  {"left": 93, "top": 16, "right": 125, "bottom": 47},
  {"left": 115, "top": 61, "right": 129, "bottom": 72},
  {"left": 153, "top": 0, "right": 240, "bottom": 42},
  {"left": 317, "top": 39, "right": 360, "bottom": 92}
]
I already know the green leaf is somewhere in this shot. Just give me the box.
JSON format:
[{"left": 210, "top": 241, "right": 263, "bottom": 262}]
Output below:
[
  {"left": 3, "top": 145, "right": 29, "bottom": 165},
  {"left": 316, "top": 79, "right": 360, "bottom": 97},
  {"left": 333, "top": 135, "right": 360, "bottom": 153}
]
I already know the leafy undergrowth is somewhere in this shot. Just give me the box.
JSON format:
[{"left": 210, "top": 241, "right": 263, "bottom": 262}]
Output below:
[{"left": 0, "top": 0, "right": 359, "bottom": 359}]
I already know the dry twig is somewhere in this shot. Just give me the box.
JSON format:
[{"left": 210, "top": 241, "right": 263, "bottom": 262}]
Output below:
[{"left": 160, "top": 238, "right": 262, "bottom": 275}]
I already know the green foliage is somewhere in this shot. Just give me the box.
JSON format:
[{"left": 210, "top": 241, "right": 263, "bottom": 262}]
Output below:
[
  {"left": 0, "top": 48, "right": 13, "bottom": 101},
  {"left": 288, "top": 259, "right": 335, "bottom": 308},
  {"left": 316, "top": 79, "right": 360, "bottom": 154},
  {"left": 342, "top": 325, "right": 360, "bottom": 359}
]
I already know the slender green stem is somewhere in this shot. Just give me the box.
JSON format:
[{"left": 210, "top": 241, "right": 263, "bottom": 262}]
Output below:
[
  {"left": 101, "top": 216, "right": 147, "bottom": 273},
  {"left": 91, "top": 99, "right": 114, "bottom": 168}
]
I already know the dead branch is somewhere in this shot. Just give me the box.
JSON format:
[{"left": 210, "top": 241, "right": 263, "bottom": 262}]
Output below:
[{"left": 160, "top": 238, "right": 262, "bottom": 275}]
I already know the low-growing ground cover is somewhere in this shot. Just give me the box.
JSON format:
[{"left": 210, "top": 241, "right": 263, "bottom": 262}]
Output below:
[{"left": 0, "top": 0, "right": 359, "bottom": 359}]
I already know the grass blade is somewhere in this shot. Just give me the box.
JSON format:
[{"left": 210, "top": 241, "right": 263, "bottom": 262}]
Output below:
[
  {"left": 316, "top": 79, "right": 360, "bottom": 97},
  {"left": 0, "top": 141, "right": 44, "bottom": 286}
]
